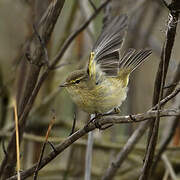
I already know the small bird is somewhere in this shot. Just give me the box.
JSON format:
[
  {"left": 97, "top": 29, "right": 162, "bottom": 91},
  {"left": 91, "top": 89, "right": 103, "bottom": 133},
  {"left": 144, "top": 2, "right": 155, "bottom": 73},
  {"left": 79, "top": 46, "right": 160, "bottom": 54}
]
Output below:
[{"left": 60, "top": 15, "right": 152, "bottom": 115}]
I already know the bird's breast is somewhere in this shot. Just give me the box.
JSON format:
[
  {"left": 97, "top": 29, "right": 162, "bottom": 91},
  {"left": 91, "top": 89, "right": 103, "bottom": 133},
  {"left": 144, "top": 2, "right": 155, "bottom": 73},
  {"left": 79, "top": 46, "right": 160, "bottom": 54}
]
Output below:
[{"left": 66, "top": 78, "right": 128, "bottom": 114}]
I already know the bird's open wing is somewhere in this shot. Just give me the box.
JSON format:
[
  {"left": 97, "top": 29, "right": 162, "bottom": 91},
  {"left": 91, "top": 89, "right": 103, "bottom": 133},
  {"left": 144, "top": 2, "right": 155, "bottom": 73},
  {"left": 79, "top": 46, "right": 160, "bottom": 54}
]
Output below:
[{"left": 87, "top": 15, "right": 128, "bottom": 82}]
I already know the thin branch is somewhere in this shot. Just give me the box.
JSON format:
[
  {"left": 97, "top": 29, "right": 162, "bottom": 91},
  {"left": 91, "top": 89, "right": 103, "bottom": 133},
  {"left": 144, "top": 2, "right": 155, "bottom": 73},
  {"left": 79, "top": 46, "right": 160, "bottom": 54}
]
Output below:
[
  {"left": 139, "top": 29, "right": 164, "bottom": 180},
  {"left": 151, "top": 64, "right": 180, "bottom": 173},
  {"left": 164, "top": 63, "right": 180, "bottom": 96},
  {"left": 102, "top": 121, "right": 150, "bottom": 180},
  {"left": 162, "top": 154, "right": 177, "bottom": 180},
  {"left": 88, "top": 0, "right": 97, "bottom": 11},
  {"left": 7, "top": 108, "right": 180, "bottom": 180},
  {"left": 33, "top": 110, "right": 55, "bottom": 180},
  {"left": 69, "top": 113, "right": 77, "bottom": 136},
  {"left": 152, "top": 82, "right": 180, "bottom": 110},
  {"left": 151, "top": 113, "right": 180, "bottom": 172},
  {"left": 1, "top": 130, "right": 179, "bottom": 152},
  {"left": 139, "top": 1, "right": 179, "bottom": 179},
  {"left": 2, "top": 138, "right": 7, "bottom": 156},
  {"left": 0, "top": 1, "right": 65, "bottom": 178},
  {"left": 32, "top": 24, "right": 49, "bottom": 67},
  {"left": 13, "top": 101, "right": 20, "bottom": 180},
  {"left": 102, "top": 76, "right": 180, "bottom": 180}
]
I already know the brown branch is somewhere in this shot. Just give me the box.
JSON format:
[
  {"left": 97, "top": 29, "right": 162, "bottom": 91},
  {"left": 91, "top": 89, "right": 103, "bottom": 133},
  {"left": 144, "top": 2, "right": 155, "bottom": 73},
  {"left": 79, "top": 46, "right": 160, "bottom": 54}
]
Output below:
[
  {"left": 13, "top": 101, "right": 20, "bottom": 180},
  {"left": 0, "top": 130, "right": 179, "bottom": 152},
  {"left": 139, "top": 1, "right": 179, "bottom": 179},
  {"left": 0, "top": 1, "right": 65, "bottom": 178},
  {"left": 69, "top": 113, "right": 77, "bottom": 136},
  {"left": 140, "top": 28, "right": 164, "bottom": 180},
  {"left": 151, "top": 67, "right": 180, "bottom": 172},
  {"left": 151, "top": 114, "right": 180, "bottom": 172},
  {"left": 88, "top": 0, "right": 97, "bottom": 11},
  {"left": 7, "top": 107, "right": 180, "bottom": 180},
  {"left": 102, "top": 121, "right": 150, "bottom": 180},
  {"left": 165, "top": 62, "right": 180, "bottom": 97},
  {"left": 33, "top": 111, "right": 55, "bottom": 180}
]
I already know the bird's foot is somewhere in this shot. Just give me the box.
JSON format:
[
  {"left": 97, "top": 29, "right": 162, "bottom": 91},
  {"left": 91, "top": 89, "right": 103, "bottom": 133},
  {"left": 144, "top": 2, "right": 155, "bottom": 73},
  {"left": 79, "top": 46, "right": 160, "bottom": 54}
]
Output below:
[{"left": 114, "top": 107, "right": 121, "bottom": 114}]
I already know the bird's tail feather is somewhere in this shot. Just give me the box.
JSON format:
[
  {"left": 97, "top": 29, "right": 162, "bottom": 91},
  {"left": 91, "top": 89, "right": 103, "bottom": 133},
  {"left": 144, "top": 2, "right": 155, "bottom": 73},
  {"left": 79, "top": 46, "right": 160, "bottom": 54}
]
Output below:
[{"left": 119, "top": 49, "right": 152, "bottom": 74}]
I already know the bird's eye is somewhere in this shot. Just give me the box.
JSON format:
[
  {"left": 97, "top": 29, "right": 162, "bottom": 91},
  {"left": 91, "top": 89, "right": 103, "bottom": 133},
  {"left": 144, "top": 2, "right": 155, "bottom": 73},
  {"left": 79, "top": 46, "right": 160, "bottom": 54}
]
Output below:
[{"left": 75, "top": 79, "right": 80, "bottom": 84}]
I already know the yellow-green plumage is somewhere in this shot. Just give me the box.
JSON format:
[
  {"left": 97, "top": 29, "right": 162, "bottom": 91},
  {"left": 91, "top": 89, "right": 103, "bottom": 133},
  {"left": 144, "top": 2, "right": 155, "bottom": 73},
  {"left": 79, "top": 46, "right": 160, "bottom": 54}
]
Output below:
[
  {"left": 61, "top": 15, "right": 152, "bottom": 114},
  {"left": 65, "top": 69, "right": 129, "bottom": 114}
]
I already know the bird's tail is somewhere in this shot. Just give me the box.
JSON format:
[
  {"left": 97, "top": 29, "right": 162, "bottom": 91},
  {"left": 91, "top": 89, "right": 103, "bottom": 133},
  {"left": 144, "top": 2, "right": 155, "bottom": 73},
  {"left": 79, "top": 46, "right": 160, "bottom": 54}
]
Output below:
[
  {"left": 119, "top": 48, "right": 152, "bottom": 73},
  {"left": 117, "top": 49, "right": 152, "bottom": 87}
]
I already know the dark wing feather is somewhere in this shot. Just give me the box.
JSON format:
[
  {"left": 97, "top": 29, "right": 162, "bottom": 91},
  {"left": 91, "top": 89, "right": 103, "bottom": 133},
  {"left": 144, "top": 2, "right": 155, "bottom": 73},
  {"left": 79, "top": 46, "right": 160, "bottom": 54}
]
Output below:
[
  {"left": 87, "top": 14, "right": 152, "bottom": 81},
  {"left": 88, "top": 14, "right": 128, "bottom": 78}
]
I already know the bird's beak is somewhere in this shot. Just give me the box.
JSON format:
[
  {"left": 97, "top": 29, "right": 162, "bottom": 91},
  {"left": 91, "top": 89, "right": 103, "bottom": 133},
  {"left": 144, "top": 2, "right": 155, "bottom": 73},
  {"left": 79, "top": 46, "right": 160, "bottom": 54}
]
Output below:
[{"left": 59, "top": 82, "right": 68, "bottom": 88}]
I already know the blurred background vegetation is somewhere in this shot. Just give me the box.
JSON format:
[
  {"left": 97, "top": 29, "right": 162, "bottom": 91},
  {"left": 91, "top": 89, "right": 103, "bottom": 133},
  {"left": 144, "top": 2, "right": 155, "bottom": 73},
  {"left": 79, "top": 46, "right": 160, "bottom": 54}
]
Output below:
[{"left": 0, "top": 0, "right": 180, "bottom": 179}]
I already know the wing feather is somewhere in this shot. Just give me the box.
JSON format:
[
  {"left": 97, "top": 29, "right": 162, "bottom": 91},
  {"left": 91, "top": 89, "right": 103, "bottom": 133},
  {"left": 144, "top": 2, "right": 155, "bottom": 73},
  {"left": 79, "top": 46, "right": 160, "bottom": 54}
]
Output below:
[
  {"left": 87, "top": 14, "right": 152, "bottom": 82},
  {"left": 88, "top": 15, "right": 128, "bottom": 79}
]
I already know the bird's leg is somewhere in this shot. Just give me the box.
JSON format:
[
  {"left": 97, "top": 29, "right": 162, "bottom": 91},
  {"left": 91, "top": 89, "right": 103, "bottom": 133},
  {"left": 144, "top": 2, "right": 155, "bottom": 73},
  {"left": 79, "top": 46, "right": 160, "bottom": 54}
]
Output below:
[
  {"left": 94, "top": 120, "right": 101, "bottom": 129},
  {"left": 87, "top": 112, "right": 102, "bottom": 124},
  {"left": 85, "top": 112, "right": 113, "bottom": 130},
  {"left": 114, "top": 107, "right": 121, "bottom": 114},
  {"left": 93, "top": 113, "right": 113, "bottom": 130}
]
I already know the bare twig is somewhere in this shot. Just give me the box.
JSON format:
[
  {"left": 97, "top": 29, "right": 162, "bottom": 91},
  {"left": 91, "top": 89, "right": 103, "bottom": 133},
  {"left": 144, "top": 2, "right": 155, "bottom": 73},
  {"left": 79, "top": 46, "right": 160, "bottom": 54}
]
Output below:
[
  {"left": 164, "top": 63, "right": 180, "bottom": 95},
  {"left": 139, "top": 1, "right": 179, "bottom": 179},
  {"left": 151, "top": 65, "right": 180, "bottom": 173},
  {"left": 139, "top": 30, "right": 164, "bottom": 180},
  {"left": 152, "top": 83, "right": 180, "bottom": 110},
  {"left": 88, "top": 0, "right": 97, "bottom": 11},
  {"left": 162, "top": 154, "right": 177, "bottom": 180},
  {"left": 33, "top": 110, "right": 55, "bottom": 180},
  {"left": 164, "top": 82, "right": 179, "bottom": 89},
  {"left": 102, "top": 55, "right": 180, "bottom": 180},
  {"left": 0, "top": 1, "right": 65, "bottom": 178},
  {"left": 32, "top": 24, "right": 49, "bottom": 67},
  {"left": 2, "top": 138, "right": 7, "bottom": 156},
  {"left": 69, "top": 113, "right": 77, "bottom": 136},
  {"left": 151, "top": 112, "right": 180, "bottom": 172},
  {"left": 13, "top": 101, "right": 20, "bottom": 180},
  {"left": 163, "top": 170, "right": 169, "bottom": 180},
  {"left": 102, "top": 120, "right": 150, "bottom": 180}
]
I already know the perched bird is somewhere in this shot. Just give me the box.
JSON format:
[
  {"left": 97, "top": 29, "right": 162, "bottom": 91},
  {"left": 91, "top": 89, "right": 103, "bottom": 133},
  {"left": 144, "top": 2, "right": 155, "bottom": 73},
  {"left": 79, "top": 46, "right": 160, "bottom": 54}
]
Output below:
[{"left": 60, "top": 15, "right": 152, "bottom": 115}]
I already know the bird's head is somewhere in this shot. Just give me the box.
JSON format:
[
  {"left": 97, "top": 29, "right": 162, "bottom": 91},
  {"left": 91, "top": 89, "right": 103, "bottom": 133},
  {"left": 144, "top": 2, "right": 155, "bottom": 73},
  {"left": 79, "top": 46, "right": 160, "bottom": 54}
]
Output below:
[{"left": 60, "top": 70, "right": 88, "bottom": 89}]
